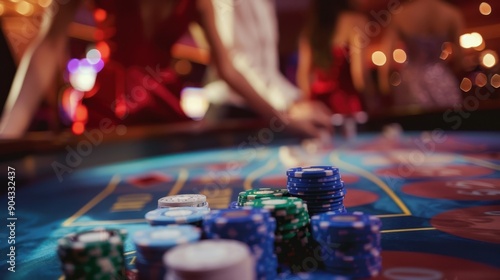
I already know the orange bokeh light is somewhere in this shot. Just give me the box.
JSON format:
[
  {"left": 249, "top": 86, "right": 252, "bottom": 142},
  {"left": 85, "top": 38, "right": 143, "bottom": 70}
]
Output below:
[
  {"left": 75, "top": 105, "right": 88, "bottom": 122},
  {"left": 72, "top": 122, "right": 85, "bottom": 135},
  {"left": 94, "top": 8, "right": 107, "bottom": 22},
  {"left": 96, "top": 41, "right": 110, "bottom": 60}
]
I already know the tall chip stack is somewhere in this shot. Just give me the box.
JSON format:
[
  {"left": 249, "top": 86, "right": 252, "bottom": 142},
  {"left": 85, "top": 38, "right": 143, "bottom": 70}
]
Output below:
[
  {"left": 164, "top": 239, "right": 256, "bottom": 280},
  {"left": 286, "top": 166, "right": 347, "bottom": 216},
  {"left": 244, "top": 197, "right": 311, "bottom": 270},
  {"left": 57, "top": 228, "right": 127, "bottom": 280},
  {"left": 203, "top": 208, "right": 278, "bottom": 280},
  {"left": 132, "top": 225, "right": 201, "bottom": 280},
  {"left": 311, "top": 212, "right": 382, "bottom": 278}
]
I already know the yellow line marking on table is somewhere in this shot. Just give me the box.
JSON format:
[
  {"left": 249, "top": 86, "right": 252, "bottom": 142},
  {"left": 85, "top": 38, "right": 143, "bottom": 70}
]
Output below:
[
  {"left": 463, "top": 156, "right": 500, "bottom": 171},
  {"left": 62, "top": 175, "right": 121, "bottom": 227},
  {"left": 381, "top": 227, "right": 436, "bottom": 233},
  {"left": 330, "top": 152, "right": 412, "bottom": 215},
  {"left": 376, "top": 213, "right": 411, "bottom": 218},
  {"left": 244, "top": 158, "right": 278, "bottom": 190},
  {"left": 167, "top": 168, "right": 189, "bottom": 196}
]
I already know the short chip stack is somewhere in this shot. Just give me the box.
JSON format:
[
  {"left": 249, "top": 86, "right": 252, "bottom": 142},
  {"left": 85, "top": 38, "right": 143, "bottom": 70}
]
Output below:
[
  {"left": 203, "top": 208, "right": 278, "bottom": 280},
  {"left": 158, "top": 194, "right": 209, "bottom": 210},
  {"left": 286, "top": 166, "right": 347, "bottom": 216},
  {"left": 57, "top": 228, "right": 127, "bottom": 280},
  {"left": 244, "top": 197, "right": 311, "bottom": 268},
  {"left": 164, "top": 239, "right": 256, "bottom": 280},
  {"left": 237, "top": 188, "right": 289, "bottom": 206},
  {"left": 145, "top": 206, "right": 209, "bottom": 227},
  {"left": 311, "top": 212, "right": 382, "bottom": 278},
  {"left": 133, "top": 225, "right": 201, "bottom": 280}
]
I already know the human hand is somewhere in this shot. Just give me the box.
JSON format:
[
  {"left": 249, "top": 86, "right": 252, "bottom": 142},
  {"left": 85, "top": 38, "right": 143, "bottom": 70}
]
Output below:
[
  {"left": 285, "top": 100, "right": 333, "bottom": 138},
  {"left": 288, "top": 100, "right": 332, "bottom": 129}
]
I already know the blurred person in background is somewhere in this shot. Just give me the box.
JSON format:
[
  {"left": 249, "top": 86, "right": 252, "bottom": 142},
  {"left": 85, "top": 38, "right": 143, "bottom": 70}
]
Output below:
[
  {"left": 201, "top": 0, "right": 331, "bottom": 128},
  {"left": 379, "top": 0, "right": 464, "bottom": 110},
  {"left": 0, "top": 0, "right": 331, "bottom": 139},
  {"left": 297, "top": 0, "right": 375, "bottom": 118}
]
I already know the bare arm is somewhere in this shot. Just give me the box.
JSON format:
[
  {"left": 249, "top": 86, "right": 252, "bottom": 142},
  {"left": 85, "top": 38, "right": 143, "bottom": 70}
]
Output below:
[
  {"left": 296, "top": 34, "right": 313, "bottom": 99},
  {"left": 195, "top": 0, "right": 283, "bottom": 122},
  {"left": 0, "top": 0, "right": 82, "bottom": 139}
]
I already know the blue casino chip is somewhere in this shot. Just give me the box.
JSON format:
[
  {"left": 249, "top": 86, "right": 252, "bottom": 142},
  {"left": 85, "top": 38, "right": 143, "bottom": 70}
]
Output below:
[
  {"left": 145, "top": 207, "right": 209, "bottom": 226},
  {"left": 286, "top": 166, "right": 340, "bottom": 178},
  {"left": 277, "top": 271, "right": 349, "bottom": 280},
  {"left": 287, "top": 174, "right": 342, "bottom": 183},
  {"left": 287, "top": 180, "right": 344, "bottom": 190},
  {"left": 133, "top": 225, "right": 201, "bottom": 249},
  {"left": 306, "top": 203, "right": 346, "bottom": 211},
  {"left": 133, "top": 225, "right": 201, "bottom": 262},
  {"left": 229, "top": 201, "right": 241, "bottom": 209},
  {"left": 311, "top": 212, "right": 381, "bottom": 232},
  {"left": 288, "top": 188, "right": 346, "bottom": 197},
  {"left": 286, "top": 178, "right": 344, "bottom": 188},
  {"left": 203, "top": 208, "right": 276, "bottom": 279},
  {"left": 310, "top": 212, "right": 382, "bottom": 278}
]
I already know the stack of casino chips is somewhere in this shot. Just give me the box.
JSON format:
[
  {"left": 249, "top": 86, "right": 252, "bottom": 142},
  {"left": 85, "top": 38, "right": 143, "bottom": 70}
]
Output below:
[
  {"left": 244, "top": 197, "right": 311, "bottom": 268},
  {"left": 157, "top": 194, "right": 210, "bottom": 210},
  {"left": 145, "top": 206, "right": 209, "bottom": 228},
  {"left": 57, "top": 228, "right": 127, "bottom": 279},
  {"left": 286, "top": 166, "right": 347, "bottom": 216},
  {"left": 235, "top": 188, "right": 289, "bottom": 206},
  {"left": 203, "top": 208, "right": 278, "bottom": 280},
  {"left": 133, "top": 225, "right": 201, "bottom": 280},
  {"left": 164, "top": 239, "right": 256, "bottom": 280},
  {"left": 311, "top": 212, "right": 382, "bottom": 278}
]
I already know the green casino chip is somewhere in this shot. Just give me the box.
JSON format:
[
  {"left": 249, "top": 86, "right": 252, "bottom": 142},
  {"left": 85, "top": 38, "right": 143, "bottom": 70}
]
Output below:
[
  {"left": 244, "top": 197, "right": 304, "bottom": 211},
  {"left": 57, "top": 228, "right": 127, "bottom": 279}
]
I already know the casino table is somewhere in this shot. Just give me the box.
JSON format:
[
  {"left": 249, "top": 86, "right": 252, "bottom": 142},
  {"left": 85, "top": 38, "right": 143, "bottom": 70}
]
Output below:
[{"left": 2, "top": 129, "right": 500, "bottom": 279}]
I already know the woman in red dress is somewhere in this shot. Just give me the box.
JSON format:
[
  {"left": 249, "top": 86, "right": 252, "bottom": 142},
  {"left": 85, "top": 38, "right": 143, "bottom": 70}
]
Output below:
[
  {"left": 0, "top": 0, "right": 331, "bottom": 139},
  {"left": 297, "top": 0, "right": 374, "bottom": 117}
]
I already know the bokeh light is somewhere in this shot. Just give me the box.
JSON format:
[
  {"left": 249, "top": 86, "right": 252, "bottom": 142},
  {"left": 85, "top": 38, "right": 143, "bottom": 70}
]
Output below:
[
  {"left": 72, "top": 122, "right": 85, "bottom": 135},
  {"left": 372, "top": 51, "right": 387, "bottom": 66},
  {"left": 16, "top": 1, "right": 34, "bottom": 16},
  {"left": 475, "top": 73, "right": 487, "bottom": 87},
  {"left": 86, "top": 49, "right": 102, "bottom": 64},
  {"left": 96, "top": 41, "right": 110, "bottom": 61},
  {"left": 0, "top": 4, "right": 4, "bottom": 16},
  {"left": 75, "top": 104, "right": 88, "bottom": 122},
  {"left": 440, "top": 42, "right": 453, "bottom": 60},
  {"left": 70, "top": 70, "right": 97, "bottom": 92},
  {"left": 67, "top": 59, "right": 80, "bottom": 73},
  {"left": 481, "top": 51, "right": 497, "bottom": 68},
  {"left": 460, "top": 33, "right": 483, "bottom": 49},
  {"left": 460, "top": 78, "right": 472, "bottom": 92},
  {"left": 491, "top": 74, "right": 500, "bottom": 88},
  {"left": 393, "top": 49, "right": 407, "bottom": 64},
  {"left": 94, "top": 8, "right": 107, "bottom": 22},
  {"left": 180, "top": 88, "right": 209, "bottom": 120},
  {"left": 175, "top": 60, "right": 192, "bottom": 76},
  {"left": 474, "top": 39, "right": 486, "bottom": 51},
  {"left": 479, "top": 2, "right": 492, "bottom": 15},
  {"left": 38, "top": 0, "right": 52, "bottom": 8}
]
